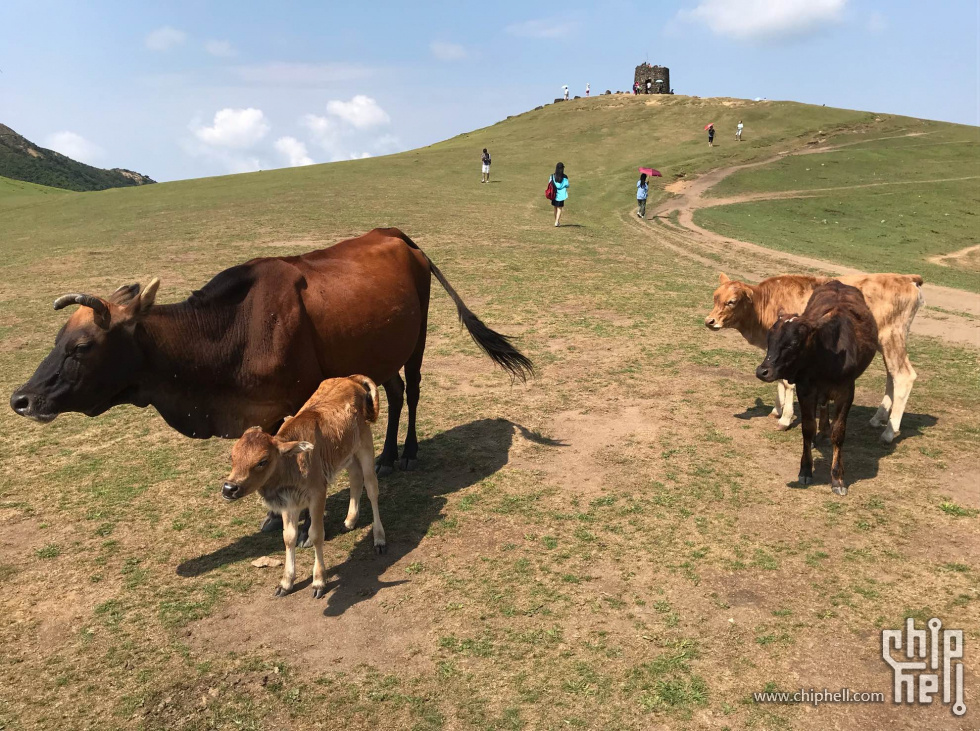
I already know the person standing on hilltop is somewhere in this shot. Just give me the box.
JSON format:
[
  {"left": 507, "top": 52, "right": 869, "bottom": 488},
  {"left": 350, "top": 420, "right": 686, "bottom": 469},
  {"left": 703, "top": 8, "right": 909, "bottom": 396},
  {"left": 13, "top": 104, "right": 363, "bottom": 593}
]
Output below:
[
  {"left": 632, "top": 81, "right": 639, "bottom": 95},
  {"left": 736, "top": 120, "right": 744, "bottom": 142},
  {"left": 585, "top": 83, "right": 590, "bottom": 97},
  {"left": 563, "top": 84, "right": 569, "bottom": 100},
  {"left": 549, "top": 162, "right": 569, "bottom": 227},
  {"left": 707, "top": 123, "right": 715, "bottom": 147},
  {"left": 636, "top": 172, "right": 649, "bottom": 218},
  {"left": 481, "top": 148, "right": 491, "bottom": 183}
]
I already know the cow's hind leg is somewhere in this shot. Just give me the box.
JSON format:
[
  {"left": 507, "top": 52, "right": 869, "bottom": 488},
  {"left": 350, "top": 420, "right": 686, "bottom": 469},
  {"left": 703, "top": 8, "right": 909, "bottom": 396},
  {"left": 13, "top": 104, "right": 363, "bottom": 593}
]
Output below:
[
  {"left": 399, "top": 338, "right": 426, "bottom": 471},
  {"left": 830, "top": 386, "right": 855, "bottom": 496},
  {"left": 870, "top": 354, "right": 893, "bottom": 428},
  {"left": 376, "top": 374, "right": 404, "bottom": 476},
  {"left": 344, "top": 458, "right": 365, "bottom": 530},
  {"left": 309, "top": 491, "right": 328, "bottom": 599},
  {"left": 357, "top": 444, "right": 387, "bottom": 554},
  {"left": 879, "top": 338, "right": 916, "bottom": 444}
]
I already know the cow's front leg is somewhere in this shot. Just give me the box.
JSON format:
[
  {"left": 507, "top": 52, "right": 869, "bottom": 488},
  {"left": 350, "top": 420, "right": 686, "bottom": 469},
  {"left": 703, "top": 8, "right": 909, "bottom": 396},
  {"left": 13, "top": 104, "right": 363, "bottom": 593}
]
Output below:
[
  {"left": 776, "top": 381, "right": 795, "bottom": 430},
  {"left": 830, "top": 387, "right": 855, "bottom": 496},
  {"left": 276, "top": 508, "right": 301, "bottom": 596},
  {"left": 797, "top": 394, "right": 817, "bottom": 486}
]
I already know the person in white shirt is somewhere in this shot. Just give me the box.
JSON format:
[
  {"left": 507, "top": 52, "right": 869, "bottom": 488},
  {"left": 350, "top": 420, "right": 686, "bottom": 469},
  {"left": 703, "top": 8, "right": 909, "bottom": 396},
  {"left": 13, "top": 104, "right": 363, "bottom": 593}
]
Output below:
[
  {"left": 562, "top": 85, "right": 569, "bottom": 100},
  {"left": 585, "top": 83, "right": 590, "bottom": 97},
  {"left": 736, "top": 120, "right": 744, "bottom": 141}
]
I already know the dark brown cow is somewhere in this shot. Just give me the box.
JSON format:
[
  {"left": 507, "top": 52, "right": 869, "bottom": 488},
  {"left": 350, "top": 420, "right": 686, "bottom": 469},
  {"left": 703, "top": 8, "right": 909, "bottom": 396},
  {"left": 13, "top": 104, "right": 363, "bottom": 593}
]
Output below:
[
  {"left": 756, "top": 280, "right": 878, "bottom": 495},
  {"left": 10, "top": 228, "right": 532, "bottom": 480}
]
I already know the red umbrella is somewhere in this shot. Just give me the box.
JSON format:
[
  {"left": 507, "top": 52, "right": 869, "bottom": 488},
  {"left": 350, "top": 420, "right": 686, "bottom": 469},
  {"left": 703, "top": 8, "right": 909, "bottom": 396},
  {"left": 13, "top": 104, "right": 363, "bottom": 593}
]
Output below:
[
  {"left": 704, "top": 123, "right": 714, "bottom": 130},
  {"left": 638, "top": 167, "right": 662, "bottom": 177}
]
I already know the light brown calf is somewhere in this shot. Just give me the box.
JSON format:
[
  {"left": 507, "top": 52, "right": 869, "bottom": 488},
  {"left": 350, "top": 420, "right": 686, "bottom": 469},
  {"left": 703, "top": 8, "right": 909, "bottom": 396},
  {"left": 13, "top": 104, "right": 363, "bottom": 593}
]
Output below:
[
  {"left": 221, "top": 376, "right": 385, "bottom": 598},
  {"left": 705, "top": 272, "right": 923, "bottom": 442}
]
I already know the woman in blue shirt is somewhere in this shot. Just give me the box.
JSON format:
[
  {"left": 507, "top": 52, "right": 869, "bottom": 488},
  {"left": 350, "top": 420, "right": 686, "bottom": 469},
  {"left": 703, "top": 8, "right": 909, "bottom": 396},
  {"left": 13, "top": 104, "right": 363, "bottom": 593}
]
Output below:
[
  {"left": 551, "top": 162, "right": 569, "bottom": 227},
  {"left": 636, "top": 172, "right": 649, "bottom": 218}
]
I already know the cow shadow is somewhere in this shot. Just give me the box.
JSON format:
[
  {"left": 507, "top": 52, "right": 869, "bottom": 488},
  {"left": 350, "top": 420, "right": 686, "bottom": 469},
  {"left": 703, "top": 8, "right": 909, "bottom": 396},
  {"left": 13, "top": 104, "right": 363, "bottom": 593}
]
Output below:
[
  {"left": 734, "top": 398, "right": 774, "bottom": 421},
  {"left": 176, "top": 419, "right": 565, "bottom": 614},
  {"left": 786, "top": 405, "right": 938, "bottom": 488}
]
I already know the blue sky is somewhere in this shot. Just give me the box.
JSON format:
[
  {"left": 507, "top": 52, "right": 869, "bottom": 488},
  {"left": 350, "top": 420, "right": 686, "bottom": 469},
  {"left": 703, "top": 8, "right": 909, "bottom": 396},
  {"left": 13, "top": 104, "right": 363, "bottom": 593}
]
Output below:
[{"left": 2, "top": 0, "right": 977, "bottom": 181}]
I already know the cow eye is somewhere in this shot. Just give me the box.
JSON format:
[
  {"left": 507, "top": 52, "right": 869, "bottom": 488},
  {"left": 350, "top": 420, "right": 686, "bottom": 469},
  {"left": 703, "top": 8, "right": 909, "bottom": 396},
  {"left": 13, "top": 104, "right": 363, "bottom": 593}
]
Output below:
[
  {"left": 726, "top": 299, "right": 736, "bottom": 306},
  {"left": 256, "top": 458, "right": 269, "bottom": 468},
  {"left": 74, "top": 341, "right": 93, "bottom": 355}
]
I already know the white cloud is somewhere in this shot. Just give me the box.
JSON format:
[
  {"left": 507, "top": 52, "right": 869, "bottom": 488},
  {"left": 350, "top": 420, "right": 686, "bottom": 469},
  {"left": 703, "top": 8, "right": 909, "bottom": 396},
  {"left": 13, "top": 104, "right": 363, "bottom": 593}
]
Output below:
[
  {"left": 505, "top": 18, "right": 579, "bottom": 38},
  {"left": 233, "top": 62, "right": 374, "bottom": 87},
  {"left": 145, "top": 26, "right": 187, "bottom": 51},
  {"left": 194, "top": 108, "right": 270, "bottom": 148},
  {"left": 205, "top": 39, "right": 237, "bottom": 57},
  {"left": 274, "top": 136, "right": 314, "bottom": 167},
  {"left": 44, "top": 131, "right": 103, "bottom": 165},
  {"left": 430, "top": 41, "right": 467, "bottom": 61},
  {"left": 677, "top": 0, "right": 846, "bottom": 41},
  {"left": 325, "top": 95, "right": 389, "bottom": 129}
]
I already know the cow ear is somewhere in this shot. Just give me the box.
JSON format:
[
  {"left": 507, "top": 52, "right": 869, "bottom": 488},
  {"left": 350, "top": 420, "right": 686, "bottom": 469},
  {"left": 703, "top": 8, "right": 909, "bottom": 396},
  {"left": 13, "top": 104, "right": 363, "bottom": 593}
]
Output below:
[
  {"left": 278, "top": 440, "right": 313, "bottom": 456},
  {"left": 719, "top": 272, "right": 730, "bottom": 284},
  {"left": 108, "top": 283, "right": 141, "bottom": 305},
  {"left": 137, "top": 278, "right": 160, "bottom": 314}
]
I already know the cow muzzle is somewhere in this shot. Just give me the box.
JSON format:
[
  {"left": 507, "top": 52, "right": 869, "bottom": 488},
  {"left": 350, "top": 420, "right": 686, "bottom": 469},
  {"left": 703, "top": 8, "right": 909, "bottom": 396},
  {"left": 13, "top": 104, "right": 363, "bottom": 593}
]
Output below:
[
  {"left": 756, "top": 364, "right": 776, "bottom": 382},
  {"left": 221, "top": 482, "right": 243, "bottom": 501},
  {"left": 9, "top": 390, "right": 57, "bottom": 423},
  {"left": 704, "top": 316, "right": 722, "bottom": 330}
]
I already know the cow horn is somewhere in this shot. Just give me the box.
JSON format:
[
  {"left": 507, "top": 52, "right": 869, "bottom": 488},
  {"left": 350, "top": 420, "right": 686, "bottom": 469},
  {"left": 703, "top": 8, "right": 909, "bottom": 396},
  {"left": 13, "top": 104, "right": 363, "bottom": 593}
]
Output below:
[{"left": 53, "top": 294, "right": 110, "bottom": 328}]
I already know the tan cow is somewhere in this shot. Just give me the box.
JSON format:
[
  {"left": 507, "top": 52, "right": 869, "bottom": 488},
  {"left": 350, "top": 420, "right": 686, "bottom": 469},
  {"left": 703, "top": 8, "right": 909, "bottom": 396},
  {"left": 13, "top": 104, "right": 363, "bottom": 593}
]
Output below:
[
  {"left": 704, "top": 272, "right": 923, "bottom": 442},
  {"left": 221, "top": 376, "right": 385, "bottom": 599}
]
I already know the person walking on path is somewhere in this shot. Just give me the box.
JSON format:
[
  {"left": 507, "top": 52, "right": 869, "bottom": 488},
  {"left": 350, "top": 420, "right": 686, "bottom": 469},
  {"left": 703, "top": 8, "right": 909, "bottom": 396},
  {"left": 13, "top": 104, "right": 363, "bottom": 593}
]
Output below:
[
  {"left": 707, "top": 123, "right": 715, "bottom": 147},
  {"left": 735, "top": 120, "right": 744, "bottom": 141},
  {"left": 563, "top": 84, "right": 569, "bottom": 100},
  {"left": 636, "top": 172, "right": 649, "bottom": 218},
  {"left": 481, "top": 148, "right": 491, "bottom": 183},
  {"left": 549, "top": 162, "right": 569, "bottom": 227},
  {"left": 585, "top": 83, "right": 590, "bottom": 97}
]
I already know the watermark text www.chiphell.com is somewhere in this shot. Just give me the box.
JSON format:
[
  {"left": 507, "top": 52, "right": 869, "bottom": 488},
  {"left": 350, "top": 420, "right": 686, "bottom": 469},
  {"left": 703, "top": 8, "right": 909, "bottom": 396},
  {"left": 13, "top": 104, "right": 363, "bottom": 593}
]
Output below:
[{"left": 753, "top": 616, "right": 966, "bottom": 717}]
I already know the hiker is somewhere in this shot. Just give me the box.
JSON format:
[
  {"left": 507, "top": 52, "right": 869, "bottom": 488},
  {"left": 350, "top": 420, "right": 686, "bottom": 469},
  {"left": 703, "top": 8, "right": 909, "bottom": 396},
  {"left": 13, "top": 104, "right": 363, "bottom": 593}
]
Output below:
[
  {"left": 736, "top": 120, "right": 744, "bottom": 142},
  {"left": 636, "top": 173, "right": 649, "bottom": 218},
  {"left": 563, "top": 84, "right": 569, "bottom": 101},
  {"left": 645, "top": 79, "right": 652, "bottom": 94},
  {"left": 707, "top": 123, "right": 715, "bottom": 147},
  {"left": 549, "top": 162, "right": 569, "bottom": 227},
  {"left": 585, "top": 83, "right": 590, "bottom": 97},
  {"left": 481, "top": 148, "right": 491, "bottom": 183},
  {"left": 632, "top": 81, "right": 639, "bottom": 95}
]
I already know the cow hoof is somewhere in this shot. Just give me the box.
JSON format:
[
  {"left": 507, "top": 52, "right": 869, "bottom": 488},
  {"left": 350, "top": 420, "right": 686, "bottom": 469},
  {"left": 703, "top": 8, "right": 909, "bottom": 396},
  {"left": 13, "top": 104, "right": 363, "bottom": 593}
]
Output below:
[
  {"left": 880, "top": 427, "right": 897, "bottom": 444},
  {"left": 768, "top": 408, "right": 781, "bottom": 419},
  {"left": 869, "top": 414, "right": 885, "bottom": 428},
  {"left": 777, "top": 420, "right": 793, "bottom": 431},
  {"left": 312, "top": 584, "right": 327, "bottom": 599},
  {"left": 399, "top": 457, "right": 417, "bottom": 471},
  {"left": 298, "top": 535, "right": 313, "bottom": 549},
  {"left": 275, "top": 585, "right": 291, "bottom": 597},
  {"left": 831, "top": 483, "right": 848, "bottom": 496},
  {"left": 375, "top": 462, "right": 395, "bottom": 477},
  {"left": 375, "top": 543, "right": 387, "bottom": 555},
  {"left": 343, "top": 519, "right": 356, "bottom": 531},
  {"left": 260, "top": 513, "right": 283, "bottom": 533},
  {"left": 797, "top": 474, "right": 813, "bottom": 486}
]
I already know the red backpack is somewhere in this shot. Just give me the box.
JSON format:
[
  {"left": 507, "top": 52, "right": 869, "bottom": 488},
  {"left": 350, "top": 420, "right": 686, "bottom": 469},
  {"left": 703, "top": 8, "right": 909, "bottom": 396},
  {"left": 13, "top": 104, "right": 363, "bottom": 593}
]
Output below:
[{"left": 545, "top": 176, "right": 556, "bottom": 200}]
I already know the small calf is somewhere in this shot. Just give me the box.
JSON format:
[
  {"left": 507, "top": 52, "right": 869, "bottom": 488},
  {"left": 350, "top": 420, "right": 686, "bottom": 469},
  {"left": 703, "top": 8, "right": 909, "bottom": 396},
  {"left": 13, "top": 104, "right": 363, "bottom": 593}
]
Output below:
[
  {"left": 221, "top": 375, "right": 386, "bottom": 598},
  {"left": 756, "top": 281, "right": 878, "bottom": 495}
]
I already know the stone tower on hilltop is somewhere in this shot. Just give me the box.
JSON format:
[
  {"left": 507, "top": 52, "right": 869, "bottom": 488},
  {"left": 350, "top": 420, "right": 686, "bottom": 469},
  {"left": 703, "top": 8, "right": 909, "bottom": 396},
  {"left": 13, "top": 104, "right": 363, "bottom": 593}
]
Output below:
[{"left": 634, "top": 63, "right": 671, "bottom": 94}]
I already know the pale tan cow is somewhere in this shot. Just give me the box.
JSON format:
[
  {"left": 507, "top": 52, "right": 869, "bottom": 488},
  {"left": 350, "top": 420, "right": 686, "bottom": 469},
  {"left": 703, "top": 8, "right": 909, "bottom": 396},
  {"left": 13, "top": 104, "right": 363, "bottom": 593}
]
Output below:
[
  {"left": 704, "top": 272, "right": 923, "bottom": 442},
  {"left": 221, "top": 376, "right": 385, "bottom": 599}
]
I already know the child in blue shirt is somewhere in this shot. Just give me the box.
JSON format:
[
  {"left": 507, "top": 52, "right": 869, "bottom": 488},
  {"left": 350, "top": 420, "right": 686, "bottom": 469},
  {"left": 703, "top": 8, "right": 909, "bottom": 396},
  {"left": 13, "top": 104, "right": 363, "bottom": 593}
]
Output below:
[{"left": 636, "top": 173, "right": 649, "bottom": 218}]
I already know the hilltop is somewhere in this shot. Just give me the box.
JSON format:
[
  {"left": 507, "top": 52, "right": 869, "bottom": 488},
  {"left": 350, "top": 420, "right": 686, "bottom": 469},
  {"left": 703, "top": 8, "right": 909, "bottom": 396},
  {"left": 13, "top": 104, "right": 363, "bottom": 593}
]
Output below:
[{"left": 0, "top": 123, "right": 155, "bottom": 192}]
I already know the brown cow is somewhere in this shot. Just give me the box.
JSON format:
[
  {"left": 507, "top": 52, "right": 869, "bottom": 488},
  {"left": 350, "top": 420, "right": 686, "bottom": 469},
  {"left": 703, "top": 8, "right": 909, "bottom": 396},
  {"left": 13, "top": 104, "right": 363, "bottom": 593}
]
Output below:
[
  {"left": 222, "top": 376, "right": 384, "bottom": 598},
  {"left": 705, "top": 272, "right": 922, "bottom": 442},
  {"left": 756, "top": 281, "right": 879, "bottom": 495},
  {"left": 9, "top": 228, "right": 532, "bottom": 481}
]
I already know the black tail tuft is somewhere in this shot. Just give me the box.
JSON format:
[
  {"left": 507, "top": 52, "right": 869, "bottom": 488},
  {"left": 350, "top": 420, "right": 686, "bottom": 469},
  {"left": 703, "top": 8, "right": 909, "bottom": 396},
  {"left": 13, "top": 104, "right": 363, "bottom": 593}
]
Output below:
[{"left": 426, "top": 259, "right": 533, "bottom": 383}]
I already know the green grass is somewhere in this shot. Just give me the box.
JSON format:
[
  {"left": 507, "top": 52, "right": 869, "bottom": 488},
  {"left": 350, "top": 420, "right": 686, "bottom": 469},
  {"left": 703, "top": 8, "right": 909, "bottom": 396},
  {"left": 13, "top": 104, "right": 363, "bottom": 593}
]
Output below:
[
  {"left": 695, "top": 122, "right": 980, "bottom": 291},
  {"left": 0, "top": 173, "right": 72, "bottom": 198},
  {"left": 0, "top": 94, "right": 977, "bottom": 730}
]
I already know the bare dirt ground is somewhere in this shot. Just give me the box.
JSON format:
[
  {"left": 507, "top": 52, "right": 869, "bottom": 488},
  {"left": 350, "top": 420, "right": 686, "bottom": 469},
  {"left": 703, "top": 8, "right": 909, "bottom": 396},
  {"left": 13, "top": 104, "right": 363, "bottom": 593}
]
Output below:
[{"left": 648, "top": 138, "right": 980, "bottom": 348}]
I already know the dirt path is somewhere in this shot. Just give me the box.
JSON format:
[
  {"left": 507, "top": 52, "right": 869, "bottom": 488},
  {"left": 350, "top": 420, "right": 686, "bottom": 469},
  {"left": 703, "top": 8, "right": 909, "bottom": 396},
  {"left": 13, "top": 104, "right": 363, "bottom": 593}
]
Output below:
[{"left": 647, "top": 137, "right": 980, "bottom": 347}]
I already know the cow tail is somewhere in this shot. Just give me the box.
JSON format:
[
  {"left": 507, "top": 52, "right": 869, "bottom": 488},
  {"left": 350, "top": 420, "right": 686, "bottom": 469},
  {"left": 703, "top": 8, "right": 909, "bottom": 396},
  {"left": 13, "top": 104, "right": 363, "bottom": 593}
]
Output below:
[
  {"left": 423, "top": 255, "right": 534, "bottom": 383},
  {"left": 355, "top": 376, "right": 380, "bottom": 423}
]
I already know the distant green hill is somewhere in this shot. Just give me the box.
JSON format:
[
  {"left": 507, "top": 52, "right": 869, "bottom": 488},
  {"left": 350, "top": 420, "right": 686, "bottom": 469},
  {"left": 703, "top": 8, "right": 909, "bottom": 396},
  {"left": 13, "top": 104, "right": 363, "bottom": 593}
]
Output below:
[
  {"left": 0, "top": 174, "right": 70, "bottom": 198},
  {"left": 0, "top": 123, "right": 155, "bottom": 192}
]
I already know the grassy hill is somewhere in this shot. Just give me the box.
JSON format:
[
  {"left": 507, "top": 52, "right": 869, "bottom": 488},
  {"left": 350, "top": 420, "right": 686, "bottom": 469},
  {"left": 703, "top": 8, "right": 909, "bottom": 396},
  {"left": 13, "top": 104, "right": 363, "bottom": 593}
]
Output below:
[
  {"left": 0, "top": 173, "right": 71, "bottom": 198},
  {"left": 0, "top": 95, "right": 977, "bottom": 730},
  {"left": 0, "top": 123, "right": 155, "bottom": 192}
]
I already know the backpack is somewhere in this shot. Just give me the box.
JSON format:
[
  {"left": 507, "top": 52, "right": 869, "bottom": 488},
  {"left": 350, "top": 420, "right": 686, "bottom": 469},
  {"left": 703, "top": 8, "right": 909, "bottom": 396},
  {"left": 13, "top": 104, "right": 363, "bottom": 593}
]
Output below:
[{"left": 545, "top": 176, "right": 556, "bottom": 200}]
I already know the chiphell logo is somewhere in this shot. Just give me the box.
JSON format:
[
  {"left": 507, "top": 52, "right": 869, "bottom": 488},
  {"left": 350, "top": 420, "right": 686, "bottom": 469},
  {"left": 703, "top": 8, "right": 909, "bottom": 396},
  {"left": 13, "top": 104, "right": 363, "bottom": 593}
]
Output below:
[{"left": 882, "top": 617, "right": 966, "bottom": 717}]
